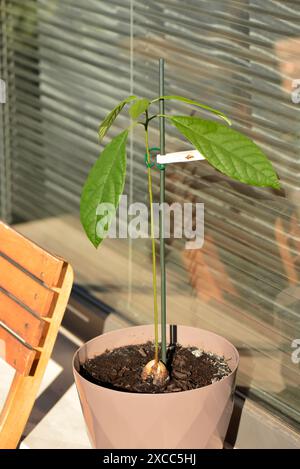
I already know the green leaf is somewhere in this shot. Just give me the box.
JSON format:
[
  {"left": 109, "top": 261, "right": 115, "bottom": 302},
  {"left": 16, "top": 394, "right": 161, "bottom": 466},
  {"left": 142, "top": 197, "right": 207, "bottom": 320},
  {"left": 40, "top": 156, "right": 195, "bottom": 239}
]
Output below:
[
  {"left": 153, "top": 95, "right": 231, "bottom": 125},
  {"left": 80, "top": 130, "right": 129, "bottom": 248},
  {"left": 169, "top": 116, "right": 280, "bottom": 189},
  {"left": 129, "top": 98, "right": 150, "bottom": 120},
  {"left": 98, "top": 96, "right": 136, "bottom": 141}
]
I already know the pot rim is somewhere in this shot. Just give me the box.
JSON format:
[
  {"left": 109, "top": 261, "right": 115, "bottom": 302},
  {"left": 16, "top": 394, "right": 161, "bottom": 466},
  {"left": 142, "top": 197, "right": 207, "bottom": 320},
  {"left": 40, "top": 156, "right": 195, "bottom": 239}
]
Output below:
[{"left": 73, "top": 324, "right": 239, "bottom": 397}]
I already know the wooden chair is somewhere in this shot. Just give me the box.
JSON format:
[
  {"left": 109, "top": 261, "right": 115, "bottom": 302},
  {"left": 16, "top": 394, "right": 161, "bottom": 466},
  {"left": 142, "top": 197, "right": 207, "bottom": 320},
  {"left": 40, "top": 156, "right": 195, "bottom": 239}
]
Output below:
[{"left": 0, "top": 221, "right": 73, "bottom": 448}]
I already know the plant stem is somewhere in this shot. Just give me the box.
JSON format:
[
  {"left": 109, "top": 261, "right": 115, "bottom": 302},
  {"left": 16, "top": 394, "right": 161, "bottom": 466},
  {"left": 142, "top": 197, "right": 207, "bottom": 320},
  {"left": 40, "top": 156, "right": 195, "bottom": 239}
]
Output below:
[{"left": 145, "top": 121, "right": 159, "bottom": 363}]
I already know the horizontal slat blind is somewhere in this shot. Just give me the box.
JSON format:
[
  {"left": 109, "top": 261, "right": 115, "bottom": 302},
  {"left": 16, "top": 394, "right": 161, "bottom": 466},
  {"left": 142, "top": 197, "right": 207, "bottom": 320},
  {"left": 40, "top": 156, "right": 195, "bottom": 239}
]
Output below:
[
  {"left": 0, "top": 0, "right": 299, "bottom": 426},
  {"left": 130, "top": 0, "right": 300, "bottom": 425},
  {"left": 1, "top": 0, "right": 131, "bottom": 219}
]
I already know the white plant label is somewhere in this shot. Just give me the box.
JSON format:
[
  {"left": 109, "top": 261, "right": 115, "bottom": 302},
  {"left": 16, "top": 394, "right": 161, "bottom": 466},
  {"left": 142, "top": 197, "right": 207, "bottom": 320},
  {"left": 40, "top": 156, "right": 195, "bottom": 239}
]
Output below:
[{"left": 157, "top": 149, "right": 205, "bottom": 165}]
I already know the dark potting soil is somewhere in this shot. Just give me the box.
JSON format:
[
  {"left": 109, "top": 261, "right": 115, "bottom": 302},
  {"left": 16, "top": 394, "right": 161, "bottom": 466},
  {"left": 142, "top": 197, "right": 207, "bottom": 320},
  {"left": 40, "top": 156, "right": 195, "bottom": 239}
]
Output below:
[{"left": 80, "top": 342, "right": 232, "bottom": 394}]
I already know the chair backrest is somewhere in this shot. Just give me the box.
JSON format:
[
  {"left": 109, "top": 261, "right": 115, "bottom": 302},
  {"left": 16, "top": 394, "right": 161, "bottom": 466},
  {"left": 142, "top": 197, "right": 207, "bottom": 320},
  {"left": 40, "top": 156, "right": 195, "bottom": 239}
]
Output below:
[{"left": 0, "top": 221, "right": 73, "bottom": 448}]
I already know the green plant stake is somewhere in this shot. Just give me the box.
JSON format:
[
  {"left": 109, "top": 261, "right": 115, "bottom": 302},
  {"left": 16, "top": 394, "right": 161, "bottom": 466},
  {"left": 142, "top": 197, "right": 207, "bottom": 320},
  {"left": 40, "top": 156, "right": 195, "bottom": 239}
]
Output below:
[
  {"left": 159, "top": 58, "right": 167, "bottom": 365},
  {"left": 80, "top": 59, "right": 280, "bottom": 385}
]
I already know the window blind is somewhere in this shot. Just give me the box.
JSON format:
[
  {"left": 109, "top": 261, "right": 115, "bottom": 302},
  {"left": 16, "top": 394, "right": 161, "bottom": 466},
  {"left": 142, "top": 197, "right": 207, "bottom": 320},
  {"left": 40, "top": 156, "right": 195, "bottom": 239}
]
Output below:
[
  {"left": 0, "top": 0, "right": 299, "bottom": 426},
  {"left": 130, "top": 0, "right": 300, "bottom": 425}
]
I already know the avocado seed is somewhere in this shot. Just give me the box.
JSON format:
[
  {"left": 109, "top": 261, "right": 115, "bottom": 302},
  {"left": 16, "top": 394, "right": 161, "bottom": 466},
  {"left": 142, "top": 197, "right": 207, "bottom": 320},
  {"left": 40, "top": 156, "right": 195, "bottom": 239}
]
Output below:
[{"left": 141, "top": 359, "right": 169, "bottom": 386}]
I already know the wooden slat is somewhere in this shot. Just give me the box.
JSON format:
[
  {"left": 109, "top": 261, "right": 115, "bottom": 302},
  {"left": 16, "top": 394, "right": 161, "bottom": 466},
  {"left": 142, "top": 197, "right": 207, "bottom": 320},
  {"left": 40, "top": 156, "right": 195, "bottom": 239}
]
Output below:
[
  {"left": 0, "top": 291, "right": 47, "bottom": 347},
  {"left": 0, "top": 256, "right": 56, "bottom": 317},
  {"left": 0, "top": 263, "right": 74, "bottom": 448},
  {"left": 0, "top": 326, "right": 37, "bottom": 375},
  {"left": 0, "top": 221, "right": 64, "bottom": 288}
]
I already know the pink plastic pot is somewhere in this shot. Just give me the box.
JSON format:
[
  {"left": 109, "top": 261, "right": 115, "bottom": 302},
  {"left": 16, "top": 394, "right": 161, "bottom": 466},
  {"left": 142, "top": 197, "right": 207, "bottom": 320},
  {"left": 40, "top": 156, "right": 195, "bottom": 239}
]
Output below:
[{"left": 73, "top": 325, "right": 239, "bottom": 449}]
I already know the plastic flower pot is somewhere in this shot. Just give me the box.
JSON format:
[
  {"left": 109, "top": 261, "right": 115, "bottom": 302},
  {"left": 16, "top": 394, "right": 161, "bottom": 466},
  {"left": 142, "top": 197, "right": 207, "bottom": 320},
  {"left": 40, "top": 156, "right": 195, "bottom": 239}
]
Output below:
[{"left": 73, "top": 324, "right": 239, "bottom": 449}]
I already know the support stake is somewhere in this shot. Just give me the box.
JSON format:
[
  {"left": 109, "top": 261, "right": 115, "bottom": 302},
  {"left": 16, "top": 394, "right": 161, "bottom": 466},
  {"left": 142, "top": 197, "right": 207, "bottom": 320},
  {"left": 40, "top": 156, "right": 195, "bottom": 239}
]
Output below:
[{"left": 159, "top": 58, "right": 167, "bottom": 364}]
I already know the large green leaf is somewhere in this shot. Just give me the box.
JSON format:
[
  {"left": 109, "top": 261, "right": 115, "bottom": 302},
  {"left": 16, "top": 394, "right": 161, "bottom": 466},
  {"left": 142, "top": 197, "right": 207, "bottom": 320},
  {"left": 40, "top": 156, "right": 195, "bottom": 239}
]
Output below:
[
  {"left": 169, "top": 116, "right": 280, "bottom": 189},
  {"left": 153, "top": 95, "right": 231, "bottom": 125},
  {"left": 98, "top": 96, "right": 136, "bottom": 141},
  {"left": 129, "top": 98, "right": 150, "bottom": 120},
  {"left": 80, "top": 130, "right": 128, "bottom": 247}
]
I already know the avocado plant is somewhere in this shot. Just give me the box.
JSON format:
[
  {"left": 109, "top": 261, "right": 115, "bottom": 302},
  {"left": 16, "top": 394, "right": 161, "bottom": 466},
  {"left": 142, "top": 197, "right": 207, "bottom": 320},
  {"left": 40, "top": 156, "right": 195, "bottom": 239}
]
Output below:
[{"left": 80, "top": 93, "right": 280, "bottom": 385}]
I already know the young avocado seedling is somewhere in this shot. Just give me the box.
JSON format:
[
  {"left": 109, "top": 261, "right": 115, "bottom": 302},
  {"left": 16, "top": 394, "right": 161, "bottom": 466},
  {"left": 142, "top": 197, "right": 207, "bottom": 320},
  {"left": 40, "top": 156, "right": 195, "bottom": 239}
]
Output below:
[{"left": 80, "top": 85, "right": 280, "bottom": 386}]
